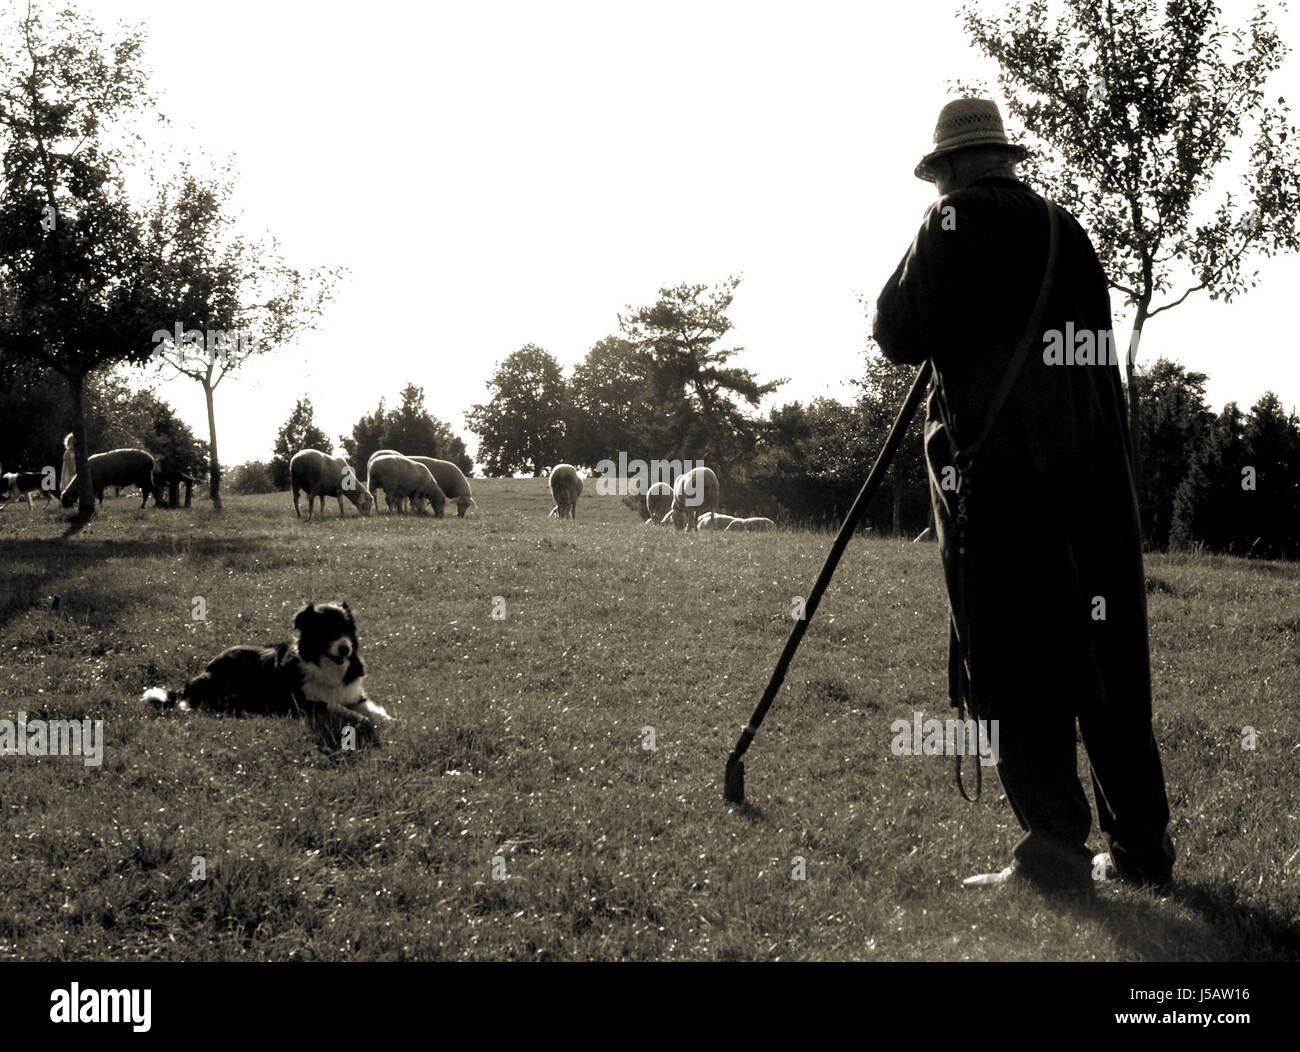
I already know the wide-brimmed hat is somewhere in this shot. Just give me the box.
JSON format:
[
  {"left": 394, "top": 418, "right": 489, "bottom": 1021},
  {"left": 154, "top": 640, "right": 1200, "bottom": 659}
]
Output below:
[{"left": 915, "top": 98, "right": 1027, "bottom": 182}]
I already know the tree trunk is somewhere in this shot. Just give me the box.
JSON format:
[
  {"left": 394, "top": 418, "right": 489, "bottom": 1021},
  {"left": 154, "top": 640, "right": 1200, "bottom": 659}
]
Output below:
[
  {"left": 892, "top": 485, "right": 903, "bottom": 536},
  {"left": 204, "top": 381, "right": 222, "bottom": 510},
  {"left": 1125, "top": 302, "right": 1149, "bottom": 540},
  {"left": 66, "top": 371, "right": 96, "bottom": 521}
]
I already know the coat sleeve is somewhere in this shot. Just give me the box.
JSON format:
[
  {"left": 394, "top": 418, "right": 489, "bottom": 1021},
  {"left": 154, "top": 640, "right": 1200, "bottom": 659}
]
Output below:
[{"left": 872, "top": 196, "right": 974, "bottom": 366}]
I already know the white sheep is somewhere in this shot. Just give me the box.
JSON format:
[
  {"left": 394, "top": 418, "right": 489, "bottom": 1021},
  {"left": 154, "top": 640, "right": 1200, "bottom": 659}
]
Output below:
[
  {"left": 291, "top": 449, "right": 374, "bottom": 520},
  {"left": 408, "top": 457, "right": 477, "bottom": 517},
  {"left": 644, "top": 481, "right": 673, "bottom": 524},
  {"left": 60, "top": 449, "right": 159, "bottom": 509},
  {"left": 367, "top": 454, "right": 447, "bottom": 516},
  {"left": 724, "top": 516, "right": 776, "bottom": 532},
  {"left": 662, "top": 466, "right": 720, "bottom": 532},
  {"left": 548, "top": 464, "right": 583, "bottom": 519},
  {"left": 697, "top": 511, "right": 739, "bottom": 531}
]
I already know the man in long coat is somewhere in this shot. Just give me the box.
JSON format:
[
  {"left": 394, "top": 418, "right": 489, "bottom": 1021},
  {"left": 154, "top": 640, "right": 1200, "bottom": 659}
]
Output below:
[{"left": 872, "top": 99, "right": 1174, "bottom": 891}]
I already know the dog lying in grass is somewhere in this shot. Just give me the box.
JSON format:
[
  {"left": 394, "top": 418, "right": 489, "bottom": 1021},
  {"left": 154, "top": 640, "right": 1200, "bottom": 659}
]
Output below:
[{"left": 143, "top": 602, "right": 392, "bottom": 751}]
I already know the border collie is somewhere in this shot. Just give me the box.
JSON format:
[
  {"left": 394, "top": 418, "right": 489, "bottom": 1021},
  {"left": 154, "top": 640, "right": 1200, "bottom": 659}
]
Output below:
[
  {"left": 1, "top": 471, "right": 53, "bottom": 508},
  {"left": 143, "top": 602, "right": 392, "bottom": 750}
]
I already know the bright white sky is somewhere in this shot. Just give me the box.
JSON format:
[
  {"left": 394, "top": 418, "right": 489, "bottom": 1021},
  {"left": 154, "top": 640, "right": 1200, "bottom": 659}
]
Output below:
[{"left": 75, "top": 0, "right": 1300, "bottom": 467}]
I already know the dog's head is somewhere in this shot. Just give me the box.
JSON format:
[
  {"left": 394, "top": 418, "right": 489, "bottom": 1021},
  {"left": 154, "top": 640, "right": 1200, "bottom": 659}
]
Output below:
[{"left": 292, "top": 602, "right": 363, "bottom": 680}]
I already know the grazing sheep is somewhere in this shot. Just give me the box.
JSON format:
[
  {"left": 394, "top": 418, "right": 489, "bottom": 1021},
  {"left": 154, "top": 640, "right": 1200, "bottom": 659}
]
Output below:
[
  {"left": 367, "top": 454, "right": 446, "bottom": 516},
  {"left": 60, "top": 449, "right": 159, "bottom": 509},
  {"left": 365, "top": 449, "right": 405, "bottom": 512},
  {"left": 291, "top": 449, "right": 374, "bottom": 521},
  {"left": 724, "top": 516, "right": 776, "bottom": 532},
  {"left": 663, "top": 466, "right": 720, "bottom": 532},
  {"left": 644, "top": 481, "right": 673, "bottom": 524},
  {"left": 548, "top": 464, "right": 582, "bottom": 519},
  {"left": 407, "top": 457, "right": 476, "bottom": 517},
  {"left": 697, "top": 511, "right": 738, "bottom": 531}
]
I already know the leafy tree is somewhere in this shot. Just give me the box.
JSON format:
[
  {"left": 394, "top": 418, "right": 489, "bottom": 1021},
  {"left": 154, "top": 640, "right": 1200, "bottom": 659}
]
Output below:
[
  {"left": 0, "top": 2, "right": 159, "bottom": 519},
  {"left": 1238, "top": 391, "right": 1300, "bottom": 558},
  {"left": 339, "top": 386, "right": 474, "bottom": 475},
  {"left": 271, "top": 398, "right": 331, "bottom": 489},
  {"left": 339, "top": 399, "right": 388, "bottom": 474},
  {"left": 148, "top": 168, "right": 343, "bottom": 508},
  {"left": 1138, "top": 358, "right": 1211, "bottom": 548},
  {"left": 960, "top": 0, "right": 1300, "bottom": 514},
  {"left": 854, "top": 346, "right": 929, "bottom": 535},
  {"left": 1170, "top": 402, "right": 1249, "bottom": 553},
  {"left": 226, "top": 460, "right": 276, "bottom": 495},
  {"left": 565, "top": 336, "right": 656, "bottom": 469},
  {"left": 618, "top": 276, "right": 783, "bottom": 475},
  {"left": 467, "top": 345, "right": 567, "bottom": 476}
]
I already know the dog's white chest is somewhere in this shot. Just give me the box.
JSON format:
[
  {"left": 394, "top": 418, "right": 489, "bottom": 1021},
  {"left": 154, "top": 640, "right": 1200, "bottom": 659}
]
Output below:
[{"left": 299, "top": 662, "right": 366, "bottom": 708}]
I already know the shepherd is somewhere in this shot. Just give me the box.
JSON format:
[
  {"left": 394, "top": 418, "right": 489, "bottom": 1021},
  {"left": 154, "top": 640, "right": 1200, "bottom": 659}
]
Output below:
[{"left": 871, "top": 99, "right": 1174, "bottom": 892}]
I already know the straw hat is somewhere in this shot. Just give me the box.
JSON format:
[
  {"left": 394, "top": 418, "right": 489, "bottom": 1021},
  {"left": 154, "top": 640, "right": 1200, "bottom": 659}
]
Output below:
[{"left": 915, "top": 99, "right": 1027, "bottom": 182}]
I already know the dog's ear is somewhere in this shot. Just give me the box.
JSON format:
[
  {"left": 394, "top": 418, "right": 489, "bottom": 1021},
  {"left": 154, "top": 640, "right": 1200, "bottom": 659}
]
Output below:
[
  {"left": 341, "top": 601, "right": 354, "bottom": 620},
  {"left": 293, "top": 603, "right": 316, "bottom": 631}
]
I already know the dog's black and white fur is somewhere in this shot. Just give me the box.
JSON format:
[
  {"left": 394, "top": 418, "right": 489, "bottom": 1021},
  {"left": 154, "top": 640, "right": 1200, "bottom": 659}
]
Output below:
[
  {"left": 143, "top": 602, "right": 392, "bottom": 749},
  {"left": 1, "top": 470, "right": 53, "bottom": 508}
]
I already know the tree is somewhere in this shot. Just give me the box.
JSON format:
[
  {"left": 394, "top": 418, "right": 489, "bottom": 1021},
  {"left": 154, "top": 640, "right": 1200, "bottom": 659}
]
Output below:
[
  {"left": 0, "top": 2, "right": 159, "bottom": 519},
  {"left": 565, "top": 336, "right": 656, "bottom": 469},
  {"left": 1170, "top": 402, "right": 1249, "bottom": 554},
  {"left": 960, "top": 0, "right": 1300, "bottom": 518},
  {"left": 618, "top": 277, "right": 783, "bottom": 475},
  {"left": 855, "top": 346, "right": 929, "bottom": 535},
  {"left": 467, "top": 345, "right": 567, "bottom": 476},
  {"left": 147, "top": 168, "right": 342, "bottom": 508},
  {"left": 339, "top": 386, "right": 474, "bottom": 475},
  {"left": 1238, "top": 391, "right": 1300, "bottom": 558},
  {"left": 271, "top": 399, "right": 331, "bottom": 489},
  {"left": 384, "top": 383, "right": 473, "bottom": 471},
  {"left": 1138, "top": 358, "right": 1212, "bottom": 548}
]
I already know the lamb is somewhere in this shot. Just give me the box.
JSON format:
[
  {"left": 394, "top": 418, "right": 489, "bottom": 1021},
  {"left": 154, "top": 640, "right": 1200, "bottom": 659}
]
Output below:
[
  {"left": 662, "top": 466, "right": 720, "bottom": 532},
  {"left": 697, "top": 511, "right": 738, "bottom": 531},
  {"left": 548, "top": 464, "right": 582, "bottom": 519},
  {"left": 724, "top": 516, "right": 776, "bottom": 532},
  {"left": 60, "top": 449, "right": 159, "bottom": 509},
  {"left": 290, "top": 449, "right": 374, "bottom": 520},
  {"left": 366, "top": 454, "right": 447, "bottom": 516},
  {"left": 644, "top": 481, "right": 673, "bottom": 524}
]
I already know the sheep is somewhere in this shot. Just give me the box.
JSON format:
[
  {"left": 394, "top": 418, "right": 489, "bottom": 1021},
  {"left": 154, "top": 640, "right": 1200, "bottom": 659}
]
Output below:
[
  {"left": 290, "top": 449, "right": 374, "bottom": 521},
  {"left": 60, "top": 449, "right": 159, "bottom": 509},
  {"left": 366, "top": 454, "right": 446, "bottom": 516},
  {"left": 644, "top": 481, "right": 673, "bottom": 524},
  {"left": 724, "top": 516, "right": 776, "bottom": 532},
  {"left": 662, "top": 466, "right": 720, "bottom": 532},
  {"left": 697, "top": 511, "right": 739, "bottom": 531},
  {"left": 365, "top": 449, "right": 405, "bottom": 512},
  {"left": 548, "top": 464, "right": 582, "bottom": 519},
  {"left": 407, "top": 457, "right": 477, "bottom": 517}
]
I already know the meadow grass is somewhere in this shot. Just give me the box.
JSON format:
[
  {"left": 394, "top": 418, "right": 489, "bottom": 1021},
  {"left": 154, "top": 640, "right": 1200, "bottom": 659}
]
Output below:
[{"left": 0, "top": 480, "right": 1297, "bottom": 961}]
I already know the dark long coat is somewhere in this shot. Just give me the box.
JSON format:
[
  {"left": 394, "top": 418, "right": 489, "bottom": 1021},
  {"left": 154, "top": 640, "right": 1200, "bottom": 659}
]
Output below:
[{"left": 872, "top": 177, "right": 1152, "bottom": 727}]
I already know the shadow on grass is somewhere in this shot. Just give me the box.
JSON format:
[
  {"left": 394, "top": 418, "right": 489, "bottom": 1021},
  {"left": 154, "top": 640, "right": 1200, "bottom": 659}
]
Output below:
[
  {"left": 1052, "top": 879, "right": 1300, "bottom": 962},
  {"left": 0, "top": 535, "right": 278, "bottom": 633}
]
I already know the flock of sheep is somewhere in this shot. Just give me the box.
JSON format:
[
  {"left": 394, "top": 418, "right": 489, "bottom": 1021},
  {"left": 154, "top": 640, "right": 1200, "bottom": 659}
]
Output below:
[
  {"left": 4, "top": 441, "right": 776, "bottom": 532},
  {"left": 289, "top": 449, "right": 476, "bottom": 521}
]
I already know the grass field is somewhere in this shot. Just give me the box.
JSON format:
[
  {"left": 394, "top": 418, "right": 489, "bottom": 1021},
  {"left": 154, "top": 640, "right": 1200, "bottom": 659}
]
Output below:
[{"left": 1, "top": 479, "right": 1297, "bottom": 961}]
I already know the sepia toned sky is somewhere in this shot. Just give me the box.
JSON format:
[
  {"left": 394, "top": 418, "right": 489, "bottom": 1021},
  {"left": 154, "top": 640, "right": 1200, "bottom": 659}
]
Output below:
[{"left": 75, "top": 0, "right": 1300, "bottom": 467}]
